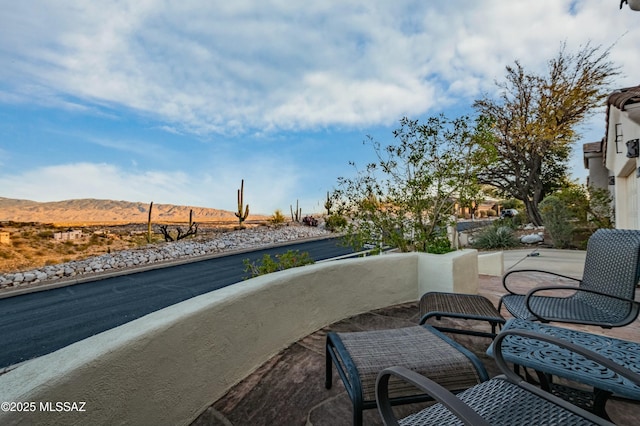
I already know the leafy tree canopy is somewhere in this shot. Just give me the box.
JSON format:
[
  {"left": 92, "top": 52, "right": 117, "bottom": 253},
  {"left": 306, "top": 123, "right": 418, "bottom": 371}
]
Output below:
[
  {"left": 473, "top": 42, "right": 618, "bottom": 225},
  {"left": 332, "top": 114, "right": 494, "bottom": 253}
]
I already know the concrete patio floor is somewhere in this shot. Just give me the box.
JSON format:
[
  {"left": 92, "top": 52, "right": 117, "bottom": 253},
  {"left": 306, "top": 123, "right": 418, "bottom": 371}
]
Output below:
[{"left": 191, "top": 249, "right": 640, "bottom": 426}]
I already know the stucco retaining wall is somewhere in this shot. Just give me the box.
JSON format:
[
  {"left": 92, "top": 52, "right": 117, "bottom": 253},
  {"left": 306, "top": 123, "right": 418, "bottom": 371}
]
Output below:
[{"left": 0, "top": 250, "right": 477, "bottom": 426}]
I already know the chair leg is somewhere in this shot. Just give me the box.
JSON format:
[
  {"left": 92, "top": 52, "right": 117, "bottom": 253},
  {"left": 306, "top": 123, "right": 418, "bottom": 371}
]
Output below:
[
  {"left": 352, "top": 403, "right": 363, "bottom": 426},
  {"left": 325, "top": 341, "right": 333, "bottom": 389}
]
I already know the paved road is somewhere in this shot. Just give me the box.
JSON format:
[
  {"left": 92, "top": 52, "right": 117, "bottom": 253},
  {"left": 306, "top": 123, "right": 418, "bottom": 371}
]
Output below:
[{"left": 0, "top": 237, "right": 355, "bottom": 371}]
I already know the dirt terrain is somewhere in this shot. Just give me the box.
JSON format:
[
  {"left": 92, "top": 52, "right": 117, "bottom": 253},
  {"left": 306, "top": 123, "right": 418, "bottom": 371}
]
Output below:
[
  {"left": 0, "top": 197, "right": 271, "bottom": 274},
  {"left": 0, "top": 221, "right": 272, "bottom": 274}
]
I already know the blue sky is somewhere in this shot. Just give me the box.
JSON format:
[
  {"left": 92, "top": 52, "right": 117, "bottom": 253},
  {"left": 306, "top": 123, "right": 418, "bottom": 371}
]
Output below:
[{"left": 1, "top": 1, "right": 639, "bottom": 215}]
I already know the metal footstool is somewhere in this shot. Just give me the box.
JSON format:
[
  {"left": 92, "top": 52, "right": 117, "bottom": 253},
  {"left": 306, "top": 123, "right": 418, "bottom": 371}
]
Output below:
[
  {"left": 325, "top": 325, "right": 489, "bottom": 426},
  {"left": 419, "top": 291, "right": 506, "bottom": 338}
]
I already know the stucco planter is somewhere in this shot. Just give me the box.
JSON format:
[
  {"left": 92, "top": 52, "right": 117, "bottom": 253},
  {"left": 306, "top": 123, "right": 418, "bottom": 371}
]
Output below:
[{"left": 416, "top": 249, "right": 479, "bottom": 296}]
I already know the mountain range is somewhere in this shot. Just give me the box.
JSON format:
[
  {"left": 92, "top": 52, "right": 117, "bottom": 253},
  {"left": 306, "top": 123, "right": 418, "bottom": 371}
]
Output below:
[{"left": 0, "top": 197, "right": 244, "bottom": 224}]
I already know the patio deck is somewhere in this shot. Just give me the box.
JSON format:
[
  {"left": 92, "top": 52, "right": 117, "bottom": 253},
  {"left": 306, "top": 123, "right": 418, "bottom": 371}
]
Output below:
[{"left": 191, "top": 251, "right": 640, "bottom": 426}]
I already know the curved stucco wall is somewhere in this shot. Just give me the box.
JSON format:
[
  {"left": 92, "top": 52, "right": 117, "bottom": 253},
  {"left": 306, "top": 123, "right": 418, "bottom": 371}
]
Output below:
[{"left": 0, "top": 250, "right": 477, "bottom": 426}]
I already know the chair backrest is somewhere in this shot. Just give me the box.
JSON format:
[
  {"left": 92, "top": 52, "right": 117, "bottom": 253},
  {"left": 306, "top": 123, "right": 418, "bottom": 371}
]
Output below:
[{"left": 578, "top": 229, "right": 640, "bottom": 316}]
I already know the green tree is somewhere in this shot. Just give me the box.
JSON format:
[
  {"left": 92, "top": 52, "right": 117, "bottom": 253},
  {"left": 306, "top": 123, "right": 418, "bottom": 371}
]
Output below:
[
  {"left": 550, "top": 181, "right": 614, "bottom": 229},
  {"left": 540, "top": 195, "right": 575, "bottom": 249},
  {"left": 473, "top": 42, "right": 618, "bottom": 226},
  {"left": 540, "top": 181, "right": 614, "bottom": 248},
  {"left": 334, "top": 114, "right": 493, "bottom": 253}
]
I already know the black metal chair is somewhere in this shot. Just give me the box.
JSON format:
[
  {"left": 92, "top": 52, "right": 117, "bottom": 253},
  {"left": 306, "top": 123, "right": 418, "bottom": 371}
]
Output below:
[
  {"left": 487, "top": 318, "right": 640, "bottom": 420},
  {"left": 376, "top": 328, "right": 640, "bottom": 425},
  {"left": 498, "top": 229, "right": 640, "bottom": 328}
]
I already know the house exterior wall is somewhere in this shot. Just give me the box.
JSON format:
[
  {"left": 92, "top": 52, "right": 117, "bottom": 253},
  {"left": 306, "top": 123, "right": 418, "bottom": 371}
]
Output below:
[
  {"left": 605, "top": 104, "right": 640, "bottom": 229},
  {"left": 584, "top": 151, "right": 609, "bottom": 190},
  {"left": 53, "top": 230, "right": 83, "bottom": 241}
]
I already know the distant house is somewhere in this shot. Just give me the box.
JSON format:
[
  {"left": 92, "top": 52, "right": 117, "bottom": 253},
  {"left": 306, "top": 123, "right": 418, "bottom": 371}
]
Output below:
[
  {"left": 583, "top": 138, "right": 608, "bottom": 190},
  {"left": 53, "top": 230, "right": 83, "bottom": 241},
  {"left": 584, "top": 85, "right": 640, "bottom": 229}
]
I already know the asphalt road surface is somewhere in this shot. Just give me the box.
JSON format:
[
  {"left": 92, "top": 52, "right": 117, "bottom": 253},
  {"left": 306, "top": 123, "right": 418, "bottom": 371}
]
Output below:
[{"left": 0, "top": 237, "right": 355, "bottom": 370}]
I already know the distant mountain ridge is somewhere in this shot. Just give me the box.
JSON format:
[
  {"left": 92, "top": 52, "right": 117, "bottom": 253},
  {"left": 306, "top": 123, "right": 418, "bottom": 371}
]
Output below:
[{"left": 0, "top": 197, "right": 241, "bottom": 224}]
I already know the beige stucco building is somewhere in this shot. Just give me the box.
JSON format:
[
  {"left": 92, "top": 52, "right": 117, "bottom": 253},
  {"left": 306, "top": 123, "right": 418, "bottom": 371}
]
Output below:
[{"left": 584, "top": 85, "right": 640, "bottom": 229}]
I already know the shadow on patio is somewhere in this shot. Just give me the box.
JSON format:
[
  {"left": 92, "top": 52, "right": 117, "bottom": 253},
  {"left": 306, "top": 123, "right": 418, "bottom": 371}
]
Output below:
[{"left": 192, "top": 273, "right": 640, "bottom": 426}]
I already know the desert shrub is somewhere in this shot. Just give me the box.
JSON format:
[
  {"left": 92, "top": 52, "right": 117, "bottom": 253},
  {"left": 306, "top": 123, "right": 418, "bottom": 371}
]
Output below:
[
  {"left": 37, "top": 230, "right": 54, "bottom": 239},
  {"left": 243, "top": 249, "right": 314, "bottom": 278},
  {"left": 270, "top": 209, "right": 286, "bottom": 225},
  {"left": 585, "top": 186, "right": 614, "bottom": 229},
  {"left": 486, "top": 209, "right": 496, "bottom": 217},
  {"left": 494, "top": 217, "right": 518, "bottom": 229},
  {"left": 472, "top": 225, "right": 520, "bottom": 249},
  {"left": 423, "top": 236, "right": 455, "bottom": 254},
  {"left": 325, "top": 214, "right": 347, "bottom": 232},
  {"left": 539, "top": 195, "right": 573, "bottom": 249}
]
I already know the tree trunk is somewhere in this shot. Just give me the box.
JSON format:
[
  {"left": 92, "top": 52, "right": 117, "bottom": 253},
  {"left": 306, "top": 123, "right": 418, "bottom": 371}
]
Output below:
[{"left": 523, "top": 198, "right": 543, "bottom": 226}]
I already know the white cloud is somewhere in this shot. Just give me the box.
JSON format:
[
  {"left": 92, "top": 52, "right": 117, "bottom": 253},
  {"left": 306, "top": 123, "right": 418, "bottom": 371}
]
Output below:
[
  {"left": 2, "top": 1, "right": 638, "bottom": 137},
  {"left": 0, "top": 156, "right": 303, "bottom": 214},
  {"left": 1, "top": 0, "right": 639, "bottom": 209}
]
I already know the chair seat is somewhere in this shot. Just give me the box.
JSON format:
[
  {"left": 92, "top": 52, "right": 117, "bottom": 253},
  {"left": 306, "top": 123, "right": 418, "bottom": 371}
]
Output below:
[
  {"left": 500, "top": 294, "right": 631, "bottom": 326},
  {"left": 397, "top": 376, "right": 604, "bottom": 426},
  {"left": 487, "top": 319, "right": 640, "bottom": 402}
]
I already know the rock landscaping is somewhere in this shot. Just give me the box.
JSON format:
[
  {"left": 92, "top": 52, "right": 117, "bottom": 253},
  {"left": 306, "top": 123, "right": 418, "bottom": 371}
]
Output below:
[{"left": 0, "top": 225, "right": 332, "bottom": 290}]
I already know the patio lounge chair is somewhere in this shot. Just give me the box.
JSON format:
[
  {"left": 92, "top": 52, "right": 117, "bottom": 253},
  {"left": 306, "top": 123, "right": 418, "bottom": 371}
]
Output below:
[
  {"left": 376, "top": 328, "right": 640, "bottom": 425},
  {"left": 487, "top": 318, "right": 640, "bottom": 420},
  {"left": 498, "top": 228, "right": 640, "bottom": 328}
]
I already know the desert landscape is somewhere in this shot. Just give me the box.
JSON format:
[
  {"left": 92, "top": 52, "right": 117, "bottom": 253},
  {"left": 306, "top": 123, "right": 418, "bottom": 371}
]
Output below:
[{"left": 0, "top": 197, "right": 271, "bottom": 274}]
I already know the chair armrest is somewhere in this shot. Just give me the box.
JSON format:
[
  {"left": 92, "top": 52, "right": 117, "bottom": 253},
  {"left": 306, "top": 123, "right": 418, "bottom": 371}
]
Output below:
[
  {"left": 524, "top": 286, "right": 640, "bottom": 323},
  {"left": 376, "top": 366, "right": 491, "bottom": 426},
  {"left": 502, "top": 269, "right": 581, "bottom": 295},
  {"left": 493, "top": 329, "right": 640, "bottom": 388}
]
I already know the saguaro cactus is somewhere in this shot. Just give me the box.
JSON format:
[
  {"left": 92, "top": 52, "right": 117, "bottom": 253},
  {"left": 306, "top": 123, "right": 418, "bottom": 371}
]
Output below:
[
  {"left": 146, "top": 201, "right": 154, "bottom": 243},
  {"left": 324, "top": 191, "right": 333, "bottom": 215},
  {"left": 290, "top": 199, "right": 301, "bottom": 222},
  {"left": 235, "top": 179, "right": 249, "bottom": 228}
]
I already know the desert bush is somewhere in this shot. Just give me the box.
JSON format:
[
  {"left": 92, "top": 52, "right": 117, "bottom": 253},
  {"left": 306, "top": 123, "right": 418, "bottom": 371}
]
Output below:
[
  {"left": 37, "top": 230, "right": 54, "bottom": 239},
  {"left": 270, "top": 209, "right": 286, "bottom": 225},
  {"left": 472, "top": 225, "right": 520, "bottom": 249},
  {"left": 325, "top": 214, "right": 347, "bottom": 232},
  {"left": 486, "top": 209, "right": 497, "bottom": 217},
  {"left": 243, "top": 250, "right": 314, "bottom": 278},
  {"left": 539, "top": 195, "right": 573, "bottom": 249},
  {"left": 423, "top": 236, "right": 455, "bottom": 254}
]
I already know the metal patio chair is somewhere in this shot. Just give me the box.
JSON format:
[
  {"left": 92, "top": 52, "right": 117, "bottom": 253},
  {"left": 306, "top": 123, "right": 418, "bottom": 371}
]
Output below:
[
  {"left": 376, "top": 328, "right": 640, "bottom": 425},
  {"left": 498, "top": 228, "right": 640, "bottom": 328},
  {"left": 487, "top": 318, "right": 640, "bottom": 420}
]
